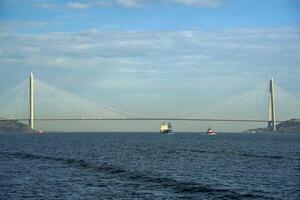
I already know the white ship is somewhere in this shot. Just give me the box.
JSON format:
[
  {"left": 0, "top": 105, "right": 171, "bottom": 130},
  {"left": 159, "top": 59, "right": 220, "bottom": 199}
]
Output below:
[{"left": 160, "top": 122, "right": 172, "bottom": 133}]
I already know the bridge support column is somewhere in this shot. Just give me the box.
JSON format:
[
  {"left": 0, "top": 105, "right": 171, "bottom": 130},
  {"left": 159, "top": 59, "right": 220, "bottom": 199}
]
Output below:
[
  {"left": 29, "top": 73, "right": 34, "bottom": 129},
  {"left": 268, "top": 78, "right": 276, "bottom": 131}
]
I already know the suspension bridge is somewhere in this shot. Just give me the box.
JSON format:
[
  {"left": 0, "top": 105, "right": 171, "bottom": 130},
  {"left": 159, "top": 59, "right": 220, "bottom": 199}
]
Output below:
[{"left": 1, "top": 73, "right": 300, "bottom": 132}]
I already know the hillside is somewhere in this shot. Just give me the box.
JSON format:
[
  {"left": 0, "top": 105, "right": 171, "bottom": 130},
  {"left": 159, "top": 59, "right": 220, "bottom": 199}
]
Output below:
[
  {"left": 276, "top": 119, "right": 300, "bottom": 133},
  {"left": 244, "top": 119, "right": 300, "bottom": 133},
  {"left": 0, "top": 120, "right": 35, "bottom": 133}
]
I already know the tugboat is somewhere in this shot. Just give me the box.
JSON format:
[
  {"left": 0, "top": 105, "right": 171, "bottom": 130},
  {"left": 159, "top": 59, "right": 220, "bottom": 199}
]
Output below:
[
  {"left": 160, "top": 122, "right": 172, "bottom": 134},
  {"left": 36, "top": 129, "right": 44, "bottom": 134},
  {"left": 207, "top": 126, "right": 217, "bottom": 135}
]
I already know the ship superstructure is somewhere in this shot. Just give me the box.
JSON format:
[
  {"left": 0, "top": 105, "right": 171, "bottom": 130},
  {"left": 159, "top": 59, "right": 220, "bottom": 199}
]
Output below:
[
  {"left": 207, "top": 126, "right": 217, "bottom": 135},
  {"left": 160, "top": 122, "right": 172, "bottom": 133}
]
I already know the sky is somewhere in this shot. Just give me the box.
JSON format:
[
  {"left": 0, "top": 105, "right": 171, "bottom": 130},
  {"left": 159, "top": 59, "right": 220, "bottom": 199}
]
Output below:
[{"left": 0, "top": 0, "right": 300, "bottom": 132}]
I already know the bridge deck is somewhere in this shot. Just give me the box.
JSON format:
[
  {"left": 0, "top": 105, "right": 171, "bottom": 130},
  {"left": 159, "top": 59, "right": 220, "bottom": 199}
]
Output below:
[{"left": 0, "top": 118, "right": 284, "bottom": 123}]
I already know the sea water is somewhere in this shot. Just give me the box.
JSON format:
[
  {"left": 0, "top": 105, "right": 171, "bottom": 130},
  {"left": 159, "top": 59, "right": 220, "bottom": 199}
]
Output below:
[{"left": 0, "top": 132, "right": 299, "bottom": 199}]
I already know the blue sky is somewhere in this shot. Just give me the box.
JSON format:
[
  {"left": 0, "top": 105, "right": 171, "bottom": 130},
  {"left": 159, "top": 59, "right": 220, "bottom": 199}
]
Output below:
[
  {"left": 0, "top": 0, "right": 300, "bottom": 131},
  {"left": 1, "top": 0, "right": 300, "bottom": 32}
]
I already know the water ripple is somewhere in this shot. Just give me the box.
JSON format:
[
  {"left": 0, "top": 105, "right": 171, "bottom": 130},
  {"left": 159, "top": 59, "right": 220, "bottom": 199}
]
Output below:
[{"left": 1, "top": 151, "right": 274, "bottom": 199}]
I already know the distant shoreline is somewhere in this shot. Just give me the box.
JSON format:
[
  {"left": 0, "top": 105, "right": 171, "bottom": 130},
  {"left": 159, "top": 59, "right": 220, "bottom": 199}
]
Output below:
[
  {"left": 1, "top": 119, "right": 299, "bottom": 134},
  {"left": 0, "top": 120, "right": 35, "bottom": 133},
  {"left": 244, "top": 119, "right": 300, "bottom": 133}
]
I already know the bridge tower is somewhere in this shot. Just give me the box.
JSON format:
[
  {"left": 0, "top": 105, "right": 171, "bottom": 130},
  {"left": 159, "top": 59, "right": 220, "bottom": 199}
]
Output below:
[
  {"left": 268, "top": 77, "right": 276, "bottom": 131},
  {"left": 29, "top": 73, "right": 34, "bottom": 129}
]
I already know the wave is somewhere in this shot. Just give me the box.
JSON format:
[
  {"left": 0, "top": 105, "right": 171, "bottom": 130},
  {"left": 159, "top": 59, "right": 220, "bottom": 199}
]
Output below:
[
  {"left": 1, "top": 151, "right": 274, "bottom": 199},
  {"left": 241, "top": 153, "right": 285, "bottom": 159}
]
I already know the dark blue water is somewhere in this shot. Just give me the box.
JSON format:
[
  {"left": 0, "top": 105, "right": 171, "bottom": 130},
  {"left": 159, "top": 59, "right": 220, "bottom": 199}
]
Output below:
[{"left": 0, "top": 132, "right": 299, "bottom": 199}]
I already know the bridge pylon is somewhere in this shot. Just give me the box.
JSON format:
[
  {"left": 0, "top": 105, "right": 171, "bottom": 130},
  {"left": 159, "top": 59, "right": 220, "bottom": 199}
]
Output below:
[
  {"left": 268, "top": 77, "right": 276, "bottom": 131},
  {"left": 29, "top": 73, "right": 34, "bottom": 129}
]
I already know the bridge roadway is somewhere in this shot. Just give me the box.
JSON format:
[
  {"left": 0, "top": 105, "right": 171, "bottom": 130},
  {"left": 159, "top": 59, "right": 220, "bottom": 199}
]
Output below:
[{"left": 0, "top": 118, "right": 284, "bottom": 123}]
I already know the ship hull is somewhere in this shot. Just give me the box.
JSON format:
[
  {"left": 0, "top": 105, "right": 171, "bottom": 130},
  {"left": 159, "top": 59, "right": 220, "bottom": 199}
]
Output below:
[
  {"left": 207, "top": 128, "right": 217, "bottom": 135},
  {"left": 160, "top": 130, "right": 172, "bottom": 134}
]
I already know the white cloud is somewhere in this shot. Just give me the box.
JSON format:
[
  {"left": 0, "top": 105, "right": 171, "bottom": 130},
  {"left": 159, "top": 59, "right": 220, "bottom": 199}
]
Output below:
[
  {"left": 1, "top": 27, "right": 299, "bottom": 72},
  {"left": 170, "top": 0, "right": 222, "bottom": 7},
  {"left": 0, "top": 20, "right": 45, "bottom": 31},
  {"left": 65, "top": 0, "right": 144, "bottom": 9},
  {"left": 1, "top": 27, "right": 299, "bottom": 97},
  {"left": 40, "top": 0, "right": 222, "bottom": 9},
  {"left": 35, "top": 2, "right": 58, "bottom": 9},
  {"left": 66, "top": 2, "right": 92, "bottom": 9},
  {"left": 116, "top": 0, "right": 144, "bottom": 7}
]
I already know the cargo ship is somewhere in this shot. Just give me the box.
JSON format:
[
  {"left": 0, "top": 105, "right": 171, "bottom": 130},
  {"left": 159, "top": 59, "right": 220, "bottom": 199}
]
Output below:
[{"left": 160, "top": 122, "right": 172, "bottom": 133}]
